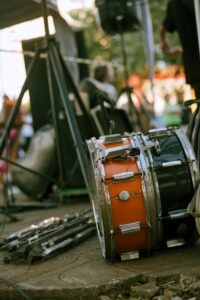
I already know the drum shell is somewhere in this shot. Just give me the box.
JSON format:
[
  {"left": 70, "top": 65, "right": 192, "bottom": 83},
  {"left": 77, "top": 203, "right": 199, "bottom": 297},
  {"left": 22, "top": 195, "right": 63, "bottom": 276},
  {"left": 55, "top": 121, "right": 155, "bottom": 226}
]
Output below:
[
  {"left": 87, "top": 135, "right": 150, "bottom": 260},
  {"left": 103, "top": 156, "right": 149, "bottom": 257}
]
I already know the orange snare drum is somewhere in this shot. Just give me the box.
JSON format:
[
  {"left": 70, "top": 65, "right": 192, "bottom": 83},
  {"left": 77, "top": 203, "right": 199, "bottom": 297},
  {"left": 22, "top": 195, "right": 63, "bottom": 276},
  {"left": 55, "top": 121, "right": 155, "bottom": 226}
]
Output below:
[{"left": 86, "top": 134, "right": 150, "bottom": 261}]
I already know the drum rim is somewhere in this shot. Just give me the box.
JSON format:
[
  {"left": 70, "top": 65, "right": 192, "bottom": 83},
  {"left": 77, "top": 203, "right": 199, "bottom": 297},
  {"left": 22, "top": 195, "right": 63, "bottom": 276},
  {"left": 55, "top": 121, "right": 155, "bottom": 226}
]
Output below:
[
  {"left": 175, "top": 128, "right": 200, "bottom": 236},
  {"left": 86, "top": 138, "right": 113, "bottom": 259},
  {"left": 174, "top": 128, "right": 199, "bottom": 188},
  {"left": 137, "top": 132, "right": 163, "bottom": 248}
]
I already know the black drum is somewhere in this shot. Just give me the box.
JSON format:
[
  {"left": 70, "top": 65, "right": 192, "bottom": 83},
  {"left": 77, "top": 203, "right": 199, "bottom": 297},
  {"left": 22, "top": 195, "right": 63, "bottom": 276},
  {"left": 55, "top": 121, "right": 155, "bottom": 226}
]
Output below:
[{"left": 136, "top": 127, "right": 199, "bottom": 249}]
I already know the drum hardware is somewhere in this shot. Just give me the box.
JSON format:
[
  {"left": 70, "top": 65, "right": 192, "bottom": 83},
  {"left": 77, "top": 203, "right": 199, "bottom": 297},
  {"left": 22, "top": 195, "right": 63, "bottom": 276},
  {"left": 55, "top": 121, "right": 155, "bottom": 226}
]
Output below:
[
  {"left": 154, "top": 161, "right": 188, "bottom": 171},
  {"left": 99, "top": 145, "right": 132, "bottom": 160},
  {"left": 119, "top": 222, "right": 141, "bottom": 234},
  {"left": 168, "top": 209, "right": 189, "bottom": 219},
  {"left": 152, "top": 139, "right": 161, "bottom": 156},
  {"left": 148, "top": 128, "right": 168, "bottom": 138},
  {"left": 118, "top": 191, "right": 130, "bottom": 201},
  {"left": 161, "top": 161, "right": 182, "bottom": 168},
  {"left": 117, "top": 190, "right": 143, "bottom": 200},
  {"left": 112, "top": 172, "right": 135, "bottom": 183},
  {"left": 143, "top": 139, "right": 161, "bottom": 156},
  {"left": 167, "top": 126, "right": 179, "bottom": 132},
  {"left": 100, "top": 134, "right": 123, "bottom": 145},
  {"left": 159, "top": 209, "right": 189, "bottom": 220},
  {"left": 166, "top": 238, "right": 185, "bottom": 248},
  {"left": 120, "top": 251, "right": 140, "bottom": 261},
  {"left": 99, "top": 145, "right": 140, "bottom": 161},
  {"left": 86, "top": 138, "right": 97, "bottom": 154},
  {"left": 129, "top": 147, "right": 141, "bottom": 156}
]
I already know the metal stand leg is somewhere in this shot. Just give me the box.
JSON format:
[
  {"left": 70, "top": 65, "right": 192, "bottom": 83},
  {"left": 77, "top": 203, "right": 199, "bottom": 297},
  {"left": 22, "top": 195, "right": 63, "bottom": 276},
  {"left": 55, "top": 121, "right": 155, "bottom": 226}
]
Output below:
[{"left": 48, "top": 41, "right": 89, "bottom": 190}]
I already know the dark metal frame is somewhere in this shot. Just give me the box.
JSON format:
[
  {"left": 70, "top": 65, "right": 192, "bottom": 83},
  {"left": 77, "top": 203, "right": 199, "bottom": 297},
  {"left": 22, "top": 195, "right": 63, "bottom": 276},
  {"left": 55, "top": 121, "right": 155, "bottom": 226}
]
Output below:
[{"left": 0, "top": 0, "right": 97, "bottom": 196}]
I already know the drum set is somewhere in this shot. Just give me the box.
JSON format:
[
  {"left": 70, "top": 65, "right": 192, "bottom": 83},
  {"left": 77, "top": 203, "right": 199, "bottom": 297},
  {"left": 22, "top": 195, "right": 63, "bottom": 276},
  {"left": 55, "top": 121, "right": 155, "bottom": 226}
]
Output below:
[{"left": 86, "top": 127, "right": 200, "bottom": 261}]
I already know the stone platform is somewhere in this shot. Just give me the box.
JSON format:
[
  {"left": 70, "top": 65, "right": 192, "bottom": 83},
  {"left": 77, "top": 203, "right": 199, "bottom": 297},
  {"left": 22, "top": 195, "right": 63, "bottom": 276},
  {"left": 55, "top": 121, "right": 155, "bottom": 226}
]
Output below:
[{"left": 0, "top": 192, "right": 200, "bottom": 300}]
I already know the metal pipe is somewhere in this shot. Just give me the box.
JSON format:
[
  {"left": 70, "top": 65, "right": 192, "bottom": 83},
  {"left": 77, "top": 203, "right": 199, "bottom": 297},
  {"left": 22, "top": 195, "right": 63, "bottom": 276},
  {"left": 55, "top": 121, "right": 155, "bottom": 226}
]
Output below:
[
  {"left": 41, "top": 0, "right": 65, "bottom": 183},
  {"left": 49, "top": 42, "right": 89, "bottom": 191}
]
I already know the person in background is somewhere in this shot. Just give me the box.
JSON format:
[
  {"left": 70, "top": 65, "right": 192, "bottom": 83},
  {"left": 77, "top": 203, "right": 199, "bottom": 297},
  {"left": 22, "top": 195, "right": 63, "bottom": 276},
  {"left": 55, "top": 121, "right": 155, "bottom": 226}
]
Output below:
[
  {"left": 79, "top": 63, "right": 117, "bottom": 110},
  {"left": 163, "top": 93, "right": 182, "bottom": 128},
  {"left": 175, "top": 87, "right": 191, "bottom": 132},
  {"left": 93, "top": 63, "right": 117, "bottom": 103},
  {"left": 0, "top": 95, "right": 24, "bottom": 178},
  {"left": 160, "top": 0, "right": 200, "bottom": 98}
]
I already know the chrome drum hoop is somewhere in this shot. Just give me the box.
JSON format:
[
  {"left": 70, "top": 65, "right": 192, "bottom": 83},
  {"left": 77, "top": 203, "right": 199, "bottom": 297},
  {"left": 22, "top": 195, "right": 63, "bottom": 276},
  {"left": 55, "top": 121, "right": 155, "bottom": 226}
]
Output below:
[
  {"left": 175, "top": 128, "right": 199, "bottom": 188},
  {"left": 137, "top": 132, "right": 163, "bottom": 248},
  {"left": 175, "top": 128, "right": 200, "bottom": 235},
  {"left": 86, "top": 138, "right": 109, "bottom": 258}
]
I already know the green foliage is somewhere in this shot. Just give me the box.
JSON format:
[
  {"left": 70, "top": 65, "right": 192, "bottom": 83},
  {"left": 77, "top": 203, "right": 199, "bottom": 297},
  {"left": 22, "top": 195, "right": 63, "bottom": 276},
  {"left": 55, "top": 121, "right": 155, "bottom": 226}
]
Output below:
[{"left": 83, "top": 0, "right": 182, "bottom": 77}]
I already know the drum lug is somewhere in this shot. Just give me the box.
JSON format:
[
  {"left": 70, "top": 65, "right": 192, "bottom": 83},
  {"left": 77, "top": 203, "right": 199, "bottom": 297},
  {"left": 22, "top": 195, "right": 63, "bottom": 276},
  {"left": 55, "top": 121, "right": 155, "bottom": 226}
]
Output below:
[
  {"left": 168, "top": 209, "right": 189, "bottom": 219},
  {"left": 144, "top": 139, "right": 161, "bottom": 155},
  {"left": 148, "top": 128, "right": 168, "bottom": 137},
  {"left": 161, "top": 161, "right": 182, "bottom": 167},
  {"left": 86, "top": 139, "right": 96, "bottom": 154},
  {"left": 152, "top": 139, "right": 161, "bottom": 155},
  {"left": 100, "top": 134, "right": 123, "bottom": 145},
  {"left": 113, "top": 171, "right": 135, "bottom": 183},
  {"left": 119, "top": 221, "right": 141, "bottom": 234},
  {"left": 166, "top": 238, "right": 185, "bottom": 248},
  {"left": 120, "top": 251, "right": 140, "bottom": 261}
]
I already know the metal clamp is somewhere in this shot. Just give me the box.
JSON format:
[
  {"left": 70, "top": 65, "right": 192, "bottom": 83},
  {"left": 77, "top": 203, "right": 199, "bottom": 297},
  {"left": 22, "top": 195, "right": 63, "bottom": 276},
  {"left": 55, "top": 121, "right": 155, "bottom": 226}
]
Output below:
[{"left": 100, "top": 144, "right": 132, "bottom": 160}]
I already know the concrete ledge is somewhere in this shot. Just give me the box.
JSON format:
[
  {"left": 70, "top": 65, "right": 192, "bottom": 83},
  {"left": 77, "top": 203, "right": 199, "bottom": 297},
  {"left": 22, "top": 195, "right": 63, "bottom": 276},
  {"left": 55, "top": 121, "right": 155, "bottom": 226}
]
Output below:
[{"left": 0, "top": 198, "right": 200, "bottom": 299}]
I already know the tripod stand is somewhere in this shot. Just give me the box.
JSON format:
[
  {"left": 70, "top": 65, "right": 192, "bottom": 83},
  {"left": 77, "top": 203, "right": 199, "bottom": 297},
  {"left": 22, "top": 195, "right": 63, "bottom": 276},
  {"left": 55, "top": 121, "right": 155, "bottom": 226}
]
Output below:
[{"left": 0, "top": 0, "right": 96, "bottom": 212}]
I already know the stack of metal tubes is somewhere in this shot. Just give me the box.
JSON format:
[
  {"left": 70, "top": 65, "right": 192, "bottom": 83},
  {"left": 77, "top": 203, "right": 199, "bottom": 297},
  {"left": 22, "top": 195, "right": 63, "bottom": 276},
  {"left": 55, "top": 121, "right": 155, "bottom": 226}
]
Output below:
[{"left": 0, "top": 209, "right": 96, "bottom": 264}]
